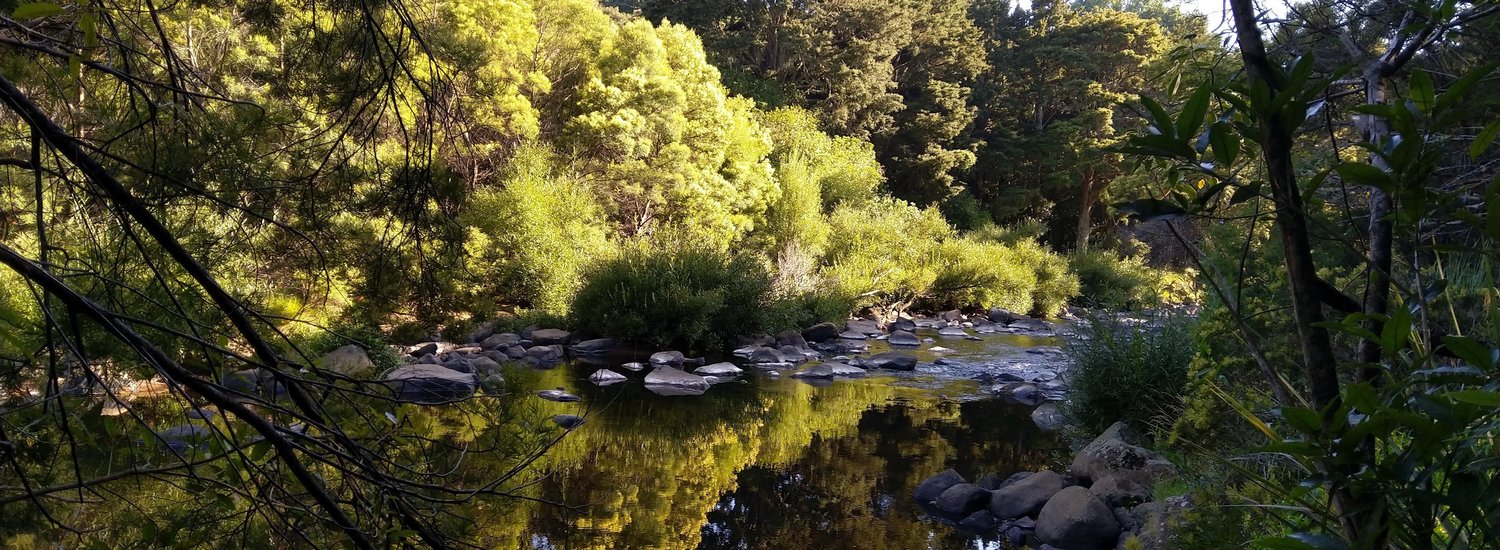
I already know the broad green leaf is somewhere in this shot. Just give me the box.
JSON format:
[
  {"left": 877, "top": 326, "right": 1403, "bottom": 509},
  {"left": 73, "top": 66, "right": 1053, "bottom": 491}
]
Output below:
[
  {"left": 1441, "top": 335, "right": 1498, "bottom": 371},
  {"left": 1335, "top": 162, "right": 1392, "bottom": 189},
  {"left": 11, "top": 2, "right": 63, "bottom": 19},
  {"left": 1445, "top": 390, "right": 1500, "bottom": 407},
  {"left": 1229, "top": 181, "right": 1262, "bottom": 205},
  {"left": 1409, "top": 71, "right": 1436, "bottom": 113},
  {"left": 1281, "top": 406, "right": 1321, "bottom": 434},
  {"left": 1177, "top": 84, "right": 1212, "bottom": 139},
  {"left": 1209, "top": 121, "right": 1240, "bottom": 166},
  {"left": 1471, "top": 121, "right": 1500, "bottom": 161},
  {"left": 1139, "top": 95, "right": 1175, "bottom": 138}
]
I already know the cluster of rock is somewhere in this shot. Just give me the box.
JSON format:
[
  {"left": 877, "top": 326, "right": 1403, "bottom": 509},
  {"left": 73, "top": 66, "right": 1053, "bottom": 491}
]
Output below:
[{"left": 913, "top": 422, "right": 1181, "bottom": 549}]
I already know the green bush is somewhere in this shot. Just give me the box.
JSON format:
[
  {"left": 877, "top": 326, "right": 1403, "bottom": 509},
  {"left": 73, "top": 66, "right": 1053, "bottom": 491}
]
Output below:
[
  {"left": 1069, "top": 250, "right": 1197, "bottom": 310},
  {"left": 1062, "top": 312, "right": 1195, "bottom": 436},
  {"left": 570, "top": 244, "right": 776, "bottom": 352},
  {"left": 462, "top": 144, "right": 613, "bottom": 316},
  {"left": 939, "top": 189, "right": 993, "bottom": 231}
]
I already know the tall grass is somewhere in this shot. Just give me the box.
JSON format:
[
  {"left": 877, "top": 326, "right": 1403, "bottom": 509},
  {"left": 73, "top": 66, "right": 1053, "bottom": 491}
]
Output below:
[{"left": 1062, "top": 312, "right": 1195, "bottom": 436}]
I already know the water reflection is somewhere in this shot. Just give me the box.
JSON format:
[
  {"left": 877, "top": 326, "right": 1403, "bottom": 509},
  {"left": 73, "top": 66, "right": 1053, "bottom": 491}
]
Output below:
[{"left": 501, "top": 365, "right": 1058, "bottom": 550}]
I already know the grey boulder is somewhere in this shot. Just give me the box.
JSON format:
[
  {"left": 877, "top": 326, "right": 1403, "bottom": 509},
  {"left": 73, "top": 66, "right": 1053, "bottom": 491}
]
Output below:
[
  {"left": 1036, "top": 486, "right": 1121, "bottom": 549},
  {"left": 801, "top": 322, "right": 840, "bottom": 343},
  {"left": 989, "top": 470, "right": 1065, "bottom": 519},
  {"left": 914, "top": 469, "right": 965, "bottom": 502},
  {"left": 569, "top": 338, "right": 616, "bottom": 355},
  {"left": 695, "top": 362, "right": 744, "bottom": 377},
  {"left": 865, "top": 352, "right": 916, "bottom": 371},
  {"left": 481, "top": 332, "right": 521, "bottom": 350},
  {"left": 935, "top": 483, "right": 992, "bottom": 517},
  {"left": 530, "top": 329, "right": 571, "bottom": 345},
  {"left": 644, "top": 367, "right": 710, "bottom": 392},
  {"left": 385, "top": 364, "right": 477, "bottom": 404},
  {"left": 649, "top": 351, "right": 685, "bottom": 366},
  {"left": 888, "top": 330, "right": 920, "bottom": 346},
  {"left": 590, "top": 369, "right": 627, "bottom": 385}
]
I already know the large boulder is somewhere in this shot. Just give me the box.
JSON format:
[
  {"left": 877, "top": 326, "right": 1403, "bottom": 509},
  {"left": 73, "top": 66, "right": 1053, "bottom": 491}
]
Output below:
[
  {"left": 845, "top": 318, "right": 882, "bottom": 336},
  {"left": 889, "top": 318, "right": 917, "bottom": 333},
  {"left": 988, "top": 470, "right": 1065, "bottom": 519},
  {"left": 1036, "top": 486, "right": 1122, "bottom": 549},
  {"left": 319, "top": 345, "right": 374, "bottom": 376},
  {"left": 827, "top": 363, "right": 867, "bottom": 377},
  {"left": 865, "top": 352, "right": 916, "bottom": 371},
  {"left": 385, "top": 364, "right": 478, "bottom": 404},
  {"left": 778, "top": 345, "right": 810, "bottom": 363},
  {"left": 569, "top": 338, "right": 616, "bottom": 356},
  {"left": 988, "top": 307, "right": 1024, "bottom": 324},
  {"left": 1089, "top": 475, "right": 1152, "bottom": 508},
  {"left": 527, "top": 345, "right": 565, "bottom": 363},
  {"left": 888, "top": 330, "right": 920, "bottom": 346},
  {"left": 530, "top": 329, "right": 571, "bottom": 345},
  {"left": 1069, "top": 422, "right": 1176, "bottom": 486},
  {"left": 748, "top": 347, "right": 784, "bottom": 363},
  {"left": 801, "top": 322, "right": 841, "bottom": 343},
  {"left": 940, "top": 309, "right": 964, "bottom": 322},
  {"left": 935, "top": 483, "right": 992, "bottom": 517},
  {"left": 649, "top": 351, "right": 685, "bottom": 366},
  {"left": 481, "top": 332, "right": 522, "bottom": 350},
  {"left": 914, "top": 469, "right": 966, "bottom": 502},
  {"left": 959, "top": 510, "right": 997, "bottom": 530},
  {"left": 775, "top": 329, "right": 808, "bottom": 350},
  {"left": 791, "top": 363, "right": 836, "bottom": 379},
  {"left": 695, "top": 362, "right": 744, "bottom": 377},
  {"left": 1010, "top": 318, "right": 1052, "bottom": 332},
  {"left": 1030, "top": 402, "right": 1065, "bottom": 432},
  {"left": 469, "top": 356, "right": 501, "bottom": 376},
  {"left": 644, "top": 367, "right": 710, "bottom": 392}
]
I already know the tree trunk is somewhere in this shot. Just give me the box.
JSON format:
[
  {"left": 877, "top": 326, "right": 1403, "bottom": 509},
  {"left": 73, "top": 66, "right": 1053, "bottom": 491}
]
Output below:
[{"left": 1076, "top": 169, "right": 1094, "bottom": 251}]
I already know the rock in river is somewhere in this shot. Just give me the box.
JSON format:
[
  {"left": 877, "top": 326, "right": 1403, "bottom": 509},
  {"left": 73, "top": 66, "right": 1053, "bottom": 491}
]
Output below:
[
  {"left": 385, "top": 364, "right": 477, "bottom": 404},
  {"left": 989, "top": 470, "right": 1065, "bottom": 519},
  {"left": 864, "top": 352, "right": 917, "bottom": 371},
  {"left": 552, "top": 414, "right": 585, "bottom": 429},
  {"left": 649, "top": 351, "right": 685, "bottom": 365},
  {"left": 935, "top": 483, "right": 992, "bottom": 517},
  {"left": 569, "top": 338, "right": 616, "bottom": 355},
  {"left": 529, "top": 329, "right": 571, "bottom": 345},
  {"left": 914, "top": 469, "right": 966, "bottom": 502},
  {"left": 888, "top": 330, "right": 920, "bottom": 346},
  {"left": 695, "top": 362, "right": 744, "bottom": 377},
  {"left": 644, "top": 367, "right": 710, "bottom": 392},
  {"left": 801, "top": 322, "right": 840, "bottom": 343},
  {"left": 537, "top": 389, "right": 579, "bottom": 402},
  {"left": 590, "top": 369, "right": 627, "bottom": 385}
]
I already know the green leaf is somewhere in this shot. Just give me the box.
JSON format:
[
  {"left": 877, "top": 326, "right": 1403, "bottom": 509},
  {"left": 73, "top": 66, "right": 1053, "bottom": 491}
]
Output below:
[
  {"left": 1441, "top": 335, "right": 1498, "bottom": 371},
  {"left": 1281, "top": 406, "right": 1321, "bottom": 435},
  {"left": 10, "top": 2, "right": 63, "bottom": 19},
  {"left": 1209, "top": 121, "right": 1240, "bottom": 166},
  {"left": 1409, "top": 71, "right": 1436, "bottom": 113},
  {"left": 1229, "top": 181, "right": 1262, "bottom": 205},
  {"left": 1470, "top": 121, "right": 1500, "bottom": 161},
  {"left": 1140, "top": 95, "right": 1175, "bottom": 138},
  {"left": 1445, "top": 390, "right": 1500, "bottom": 407},
  {"left": 1177, "top": 84, "right": 1212, "bottom": 140},
  {"left": 1114, "top": 198, "right": 1187, "bottom": 222},
  {"left": 1335, "top": 162, "right": 1393, "bottom": 190}
]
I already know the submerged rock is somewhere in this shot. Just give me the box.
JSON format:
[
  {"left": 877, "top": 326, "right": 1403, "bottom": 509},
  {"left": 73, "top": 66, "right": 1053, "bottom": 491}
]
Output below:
[
  {"left": 791, "top": 363, "right": 836, "bottom": 379},
  {"left": 537, "top": 389, "right": 579, "bottom": 402},
  {"left": 937, "top": 326, "right": 970, "bottom": 338},
  {"left": 552, "top": 414, "right": 585, "bottom": 429},
  {"left": 1030, "top": 402, "right": 1065, "bottom": 432},
  {"left": 569, "top": 338, "right": 616, "bottom": 355}
]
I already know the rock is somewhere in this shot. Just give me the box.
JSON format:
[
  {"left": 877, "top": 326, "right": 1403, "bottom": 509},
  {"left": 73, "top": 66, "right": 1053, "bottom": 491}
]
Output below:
[
  {"left": 846, "top": 318, "right": 882, "bottom": 336},
  {"left": 1113, "top": 507, "right": 1140, "bottom": 533},
  {"left": 972, "top": 321, "right": 1001, "bottom": 334},
  {"left": 751, "top": 362, "right": 794, "bottom": 369},
  {"left": 469, "top": 356, "right": 501, "bottom": 375},
  {"left": 157, "top": 423, "right": 212, "bottom": 442},
  {"left": 552, "top": 414, "right": 585, "bottom": 429},
  {"left": 527, "top": 345, "right": 565, "bottom": 363},
  {"left": 976, "top": 473, "right": 1003, "bottom": 490},
  {"left": 791, "top": 363, "right": 836, "bottom": 379},
  {"left": 889, "top": 318, "right": 916, "bottom": 332},
  {"left": 959, "top": 510, "right": 997, "bottom": 530},
  {"left": 989, "top": 470, "right": 1066, "bottom": 519},
  {"left": 827, "top": 363, "right": 867, "bottom": 377},
  {"left": 997, "top": 471, "right": 1033, "bottom": 491},
  {"left": 935, "top": 483, "right": 992, "bottom": 517},
  {"left": 928, "top": 346, "right": 955, "bottom": 353},
  {"left": 1134, "top": 495, "right": 1191, "bottom": 549},
  {"left": 319, "top": 345, "right": 374, "bottom": 376},
  {"left": 409, "top": 342, "right": 439, "bottom": 357},
  {"left": 888, "top": 330, "right": 920, "bottom": 346},
  {"left": 837, "top": 330, "right": 868, "bottom": 340},
  {"left": 590, "top": 369, "right": 627, "bottom": 385},
  {"left": 801, "top": 322, "right": 841, "bottom": 343},
  {"left": 481, "top": 332, "right": 521, "bottom": 350},
  {"left": 385, "top": 364, "right": 478, "bottom": 404},
  {"left": 185, "top": 408, "right": 216, "bottom": 420},
  {"left": 1030, "top": 403, "right": 1065, "bottom": 432},
  {"left": 914, "top": 469, "right": 966, "bottom": 502},
  {"left": 530, "top": 329, "right": 571, "bottom": 345},
  {"left": 1011, "top": 318, "right": 1052, "bottom": 332},
  {"left": 569, "top": 338, "right": 616, "bottom": 355},
  {"left": 988, "top": 307, "right": 1024, "bottom": 324},
  {"left": 937, "top": 326, "right": 970, "bottom": 338},
  {"left": 502, "top": 346, "right": 527, "bottom": 359},
  {"left": 537, "top": 389, "right": 579, "bottom": 402},
  {"left": 731, "top": 345, "right": 761, "bottom": 358},
  {"left": 649, "top": 351, "right": 685, "bottom": 365},
  {"left": 620, "top": 362, "right": 646, "bottom": 372},
  {"left": 940, "top": 309, "right": 964, "bottom": 322},
  {"left": 1069, "top": 422, "right": 1176, "bottom": 486},
  {"left": 643, "top": 367, "right": 710, "bottom": 391},
  {"left": 695, "top": 362, "right": 744, "bottom": 377},
  {"left": 440, "top": 356, "right": 474, "bottom": 374},
  {"left": 865, "top": 352, "right": 917, "bottom": 371},
  {"left": 1036, "top": 486, "right": 1121, "bottom": 549},
  {"left": 830, "top": 338, "right": 868, "bottom": 354},
  {"left": 1089, "top": 475, "right": 1152, "bottom": 508},
  {"left": 749, "top": 346, "right": 784, "bottom": 363},
  {"left": 778, "top": 345, "right": 811, "bottom": 363},
  {"left": 645, "top": 384, "right": 707, "bottom": 396},
  {"left": 934, "top": 358, "right": 960, "bottom": 366},
  {"left": 775, "top": 329, "right": 808, "bottom": 350}
]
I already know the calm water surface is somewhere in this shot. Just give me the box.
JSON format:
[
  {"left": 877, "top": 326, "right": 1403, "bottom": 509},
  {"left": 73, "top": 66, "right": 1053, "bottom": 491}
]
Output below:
[{"left": 504, "top": 332, "right": 1064, "bottom": 550}]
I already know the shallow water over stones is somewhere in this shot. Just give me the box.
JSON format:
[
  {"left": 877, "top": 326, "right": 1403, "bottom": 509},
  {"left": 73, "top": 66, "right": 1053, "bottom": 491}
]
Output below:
[{"left": 498, "top": 324, "right": 1069, "bottom": 549}]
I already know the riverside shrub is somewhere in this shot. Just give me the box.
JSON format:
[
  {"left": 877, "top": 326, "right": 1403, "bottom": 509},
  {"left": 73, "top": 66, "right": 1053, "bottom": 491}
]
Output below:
[
  {"left": 1062, "top": 312, "right": 1194, "bottom": 435},
  {"left": 570, "top": 245, "right": 775, "bottom": 352}
]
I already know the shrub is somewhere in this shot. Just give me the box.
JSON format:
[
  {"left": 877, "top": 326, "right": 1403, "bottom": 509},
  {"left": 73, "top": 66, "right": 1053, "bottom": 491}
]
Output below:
[
  {"left": 930, "top": 238, "right": 1036, "bottom": 313},
  {"left": 939, "top": 189, "right": 993, "bottom": 231},
  {"left": 1062, "top": 312, "right": 1195, "bottom": 436},
  {"left": 1009, "top": 238, "right": 1080, "bottom": 317},
  {"left": 1069, "top": 250, "right": 1197, "bottom": 310},
  {"left": 570, "top": 244, "right": 775, "bottom": 352},
  {"left": 462, "top": 144, "right": 612, "bottom": 316},
  {"left": 821, "top": 197, "right": 951, "bottom": 309}
]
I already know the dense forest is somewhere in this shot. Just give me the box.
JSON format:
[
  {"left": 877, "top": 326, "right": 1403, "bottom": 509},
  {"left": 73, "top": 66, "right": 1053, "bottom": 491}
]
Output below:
[{"left": 0, "top": 0, "right": 1498, "bottom": 546}]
